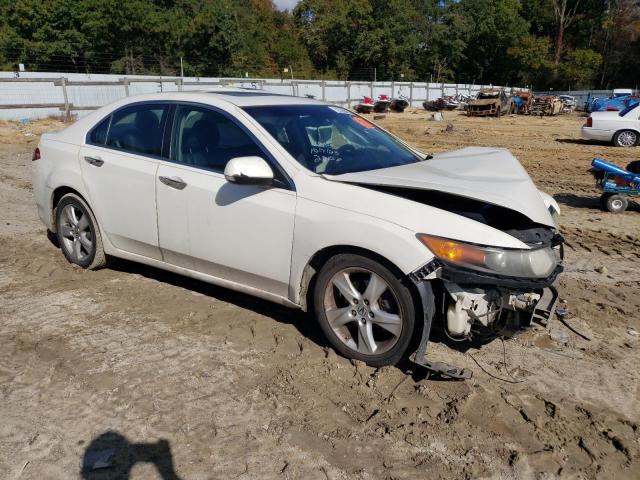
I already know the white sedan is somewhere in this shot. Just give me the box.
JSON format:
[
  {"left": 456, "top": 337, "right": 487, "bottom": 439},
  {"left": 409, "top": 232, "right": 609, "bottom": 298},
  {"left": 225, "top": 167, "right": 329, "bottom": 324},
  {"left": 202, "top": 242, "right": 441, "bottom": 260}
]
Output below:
[
  {"left": 582, "top": 103, "right": 640, "bottom": 147},
  {"left": 32, "top": 91, "right": 563, "bottom": 369}
]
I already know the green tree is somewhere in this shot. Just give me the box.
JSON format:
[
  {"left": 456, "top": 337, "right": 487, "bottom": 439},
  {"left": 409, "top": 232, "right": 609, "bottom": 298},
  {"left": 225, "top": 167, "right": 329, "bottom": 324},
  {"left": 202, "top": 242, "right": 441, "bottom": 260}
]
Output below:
[
  {"left": 457, "top": 0, "right": 529, "bottom": 84},
  {"left": 560, "top": 48, "right": 602, "bottom": 89},
  {"left": 507, "top": 35, "right": 553, "bottom": 87}
]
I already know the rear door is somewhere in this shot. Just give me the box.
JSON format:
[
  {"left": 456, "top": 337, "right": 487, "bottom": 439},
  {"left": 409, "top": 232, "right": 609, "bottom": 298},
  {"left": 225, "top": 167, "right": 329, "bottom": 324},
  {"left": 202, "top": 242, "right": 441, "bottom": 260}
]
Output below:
[
  {"left": 156, "top": 103, "right": 296, "bottom": 297},
  {"left": 80, "top": 103, "right": 169, "bottom": 259}
]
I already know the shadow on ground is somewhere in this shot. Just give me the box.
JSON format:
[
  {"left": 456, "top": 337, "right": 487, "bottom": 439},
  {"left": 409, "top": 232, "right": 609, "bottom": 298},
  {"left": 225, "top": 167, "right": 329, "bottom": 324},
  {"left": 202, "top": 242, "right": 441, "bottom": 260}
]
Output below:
[
  {"left": 81, "top": 431, "right": 181, "bottom": 479},
  {"left": 555, "top": 193, "right": 639, "bottom": 212},
  {"left": 555, "top": 138, "right": 601, "bottom": 145},
  {"left": 108, "top": 257, "right": 328, "bottom": 349},
  {"left": 554, "top": 193, "right": 601, "bottom": 209}
]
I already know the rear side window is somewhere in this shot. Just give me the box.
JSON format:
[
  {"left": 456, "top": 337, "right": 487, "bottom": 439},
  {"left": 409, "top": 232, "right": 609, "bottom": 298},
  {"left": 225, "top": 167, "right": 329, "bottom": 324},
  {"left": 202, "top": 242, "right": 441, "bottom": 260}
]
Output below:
[
  {"left": 171, "top": 105, "right": 264, "bottom": 172},
  {"left": 106, "top": 104, "right": 168, "bottom": 156},
  {"left": 89, "top": 116, "right": 110, "bottom": 145}
]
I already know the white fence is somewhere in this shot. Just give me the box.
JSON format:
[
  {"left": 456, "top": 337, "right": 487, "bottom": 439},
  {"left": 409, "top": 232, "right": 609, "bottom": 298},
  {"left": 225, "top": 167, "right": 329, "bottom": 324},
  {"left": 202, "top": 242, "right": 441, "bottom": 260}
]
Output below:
[{"left": 0, "top": 71, "right": 512, "bottom": 120}]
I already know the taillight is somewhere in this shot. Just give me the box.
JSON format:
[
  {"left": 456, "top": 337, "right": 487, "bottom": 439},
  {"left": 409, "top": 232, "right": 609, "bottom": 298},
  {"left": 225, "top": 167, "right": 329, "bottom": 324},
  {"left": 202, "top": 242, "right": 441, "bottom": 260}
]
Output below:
[
  {"left": 32, "top": 147, "right": 41, "bottom": 161},
  {"left": 586, "top": 117, "right": 593, "bottom": 127}
]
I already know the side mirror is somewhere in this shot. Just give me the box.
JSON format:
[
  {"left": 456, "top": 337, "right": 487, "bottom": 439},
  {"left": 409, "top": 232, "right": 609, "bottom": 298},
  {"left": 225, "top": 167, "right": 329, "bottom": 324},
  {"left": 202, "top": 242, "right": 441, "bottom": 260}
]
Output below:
[{"left": 224, "top": 156, "right": 274, "bottom": 186}]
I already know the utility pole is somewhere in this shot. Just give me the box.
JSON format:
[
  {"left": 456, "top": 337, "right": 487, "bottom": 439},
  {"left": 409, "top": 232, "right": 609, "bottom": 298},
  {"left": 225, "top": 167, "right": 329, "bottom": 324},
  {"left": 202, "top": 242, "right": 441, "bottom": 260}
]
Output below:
[{"left": 374, "top": 68, "right": 377, "bottom": 83}]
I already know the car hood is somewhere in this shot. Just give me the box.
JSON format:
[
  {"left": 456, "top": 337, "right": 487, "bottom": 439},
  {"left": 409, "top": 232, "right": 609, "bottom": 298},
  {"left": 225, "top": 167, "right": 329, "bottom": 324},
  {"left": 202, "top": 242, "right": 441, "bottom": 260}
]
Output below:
[{"left": 323, "top": 147, "right": 554, "bottom": 227}]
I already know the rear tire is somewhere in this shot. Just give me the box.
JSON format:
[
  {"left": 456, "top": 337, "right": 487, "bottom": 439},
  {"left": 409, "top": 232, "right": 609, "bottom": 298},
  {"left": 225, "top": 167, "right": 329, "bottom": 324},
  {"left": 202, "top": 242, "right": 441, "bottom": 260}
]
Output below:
[
  {"left": 313, "top": 254, "right": 416, "bottom": 367},
  {"left": 613, "top": 130, "right": 638, "bottom": 147},
  {"left": 55, "top": 193, "right": 107, "bottom": 269},
  {"left": 601, "top": 193, "right": 628, "bottom": 213}
]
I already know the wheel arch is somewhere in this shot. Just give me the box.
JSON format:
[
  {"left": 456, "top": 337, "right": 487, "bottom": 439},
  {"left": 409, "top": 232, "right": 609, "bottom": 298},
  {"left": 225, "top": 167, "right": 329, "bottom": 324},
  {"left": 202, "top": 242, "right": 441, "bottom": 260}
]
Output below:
[
  {"left": 614, "top": 128, "right": 640, "bottom": 146},
  {"left": 296, "top": 244, "right": 420, "bottom": 313}
]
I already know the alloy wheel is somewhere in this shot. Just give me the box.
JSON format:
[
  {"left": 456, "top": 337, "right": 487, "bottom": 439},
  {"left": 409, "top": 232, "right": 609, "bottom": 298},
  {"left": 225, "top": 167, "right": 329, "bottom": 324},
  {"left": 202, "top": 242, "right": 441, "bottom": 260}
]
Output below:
[
  {"left": 59, "top": 204, "right": 94, "bottom": 263},
  {"left": 618, "top": 131, "right": 637, "bottom": 147},
  {"left": 323, "top": 267, "right": 403, "bottom": 355}
]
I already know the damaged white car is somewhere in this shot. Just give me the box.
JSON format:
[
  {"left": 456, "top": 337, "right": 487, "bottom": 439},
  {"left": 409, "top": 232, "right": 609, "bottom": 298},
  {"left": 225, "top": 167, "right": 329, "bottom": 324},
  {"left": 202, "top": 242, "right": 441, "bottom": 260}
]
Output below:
[{"left": 32, "top": 91, "right": 563, "bottom": 376}]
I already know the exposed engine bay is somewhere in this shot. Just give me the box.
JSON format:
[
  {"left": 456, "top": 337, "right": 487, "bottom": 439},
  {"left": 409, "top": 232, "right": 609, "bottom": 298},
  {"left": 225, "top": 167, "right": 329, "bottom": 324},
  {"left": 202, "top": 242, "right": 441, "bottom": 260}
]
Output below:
[
  {"left": 365, "top": 185, "right": 563, "bottom": 341},
  {"left": 442, "top": 282, "right": 554, "bottom": 339}
]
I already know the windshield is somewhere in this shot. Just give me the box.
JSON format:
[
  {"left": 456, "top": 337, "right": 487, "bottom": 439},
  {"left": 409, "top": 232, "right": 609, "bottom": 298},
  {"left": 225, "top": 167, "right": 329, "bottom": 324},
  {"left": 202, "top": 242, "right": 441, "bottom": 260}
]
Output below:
[
  {"left": 478, "top": 92, "right": 499, "bottom": 99},
  {"left": 243, "top": 105, "right": 422, "bottom": 175}
]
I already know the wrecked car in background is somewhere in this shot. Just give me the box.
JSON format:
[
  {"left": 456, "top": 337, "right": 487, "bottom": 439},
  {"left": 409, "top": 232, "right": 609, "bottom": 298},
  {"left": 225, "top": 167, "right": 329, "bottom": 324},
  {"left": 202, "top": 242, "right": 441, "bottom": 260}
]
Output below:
[
  {"left": 512, "top": 90, "right": 534, "bottom": 114},
  {"left": 467, "top": 89, "right": 514, "bottom": 117},
  {"left": 530, "top": 95, "right": 563, "bottom": 116},
  {"left": 559, "top": 95, "right": 576, "bottom": 113},
  {"left": 32, "top": 90, "right": 563, "bottom": 378}
]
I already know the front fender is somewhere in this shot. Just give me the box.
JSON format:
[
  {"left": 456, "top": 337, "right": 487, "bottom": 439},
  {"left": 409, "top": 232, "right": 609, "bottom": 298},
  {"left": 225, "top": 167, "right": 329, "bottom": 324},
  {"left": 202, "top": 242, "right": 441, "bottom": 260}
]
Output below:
[{"left": 289, "top": 197, "right": 431, "bottom": 304}]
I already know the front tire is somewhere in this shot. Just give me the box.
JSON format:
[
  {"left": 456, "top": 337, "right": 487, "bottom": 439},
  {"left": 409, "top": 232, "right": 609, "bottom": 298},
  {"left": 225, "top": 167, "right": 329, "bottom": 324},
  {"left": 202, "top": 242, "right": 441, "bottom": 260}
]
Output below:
[
  {"left": 613, "top": 130, "right": 638, "bottom": 147},
  {"left": 55, "top": 193, "right": 107, "bottom": 269},
  {"left": 601, "top": 193, "right": 628, "bottom": 213},
  {"left": 313, "top": 254, "right": 416, "bottom": 367}
]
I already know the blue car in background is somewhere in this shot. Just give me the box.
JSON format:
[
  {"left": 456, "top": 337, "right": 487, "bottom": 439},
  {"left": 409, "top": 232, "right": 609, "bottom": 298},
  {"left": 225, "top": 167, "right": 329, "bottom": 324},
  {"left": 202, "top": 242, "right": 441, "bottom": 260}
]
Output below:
[{"left": 587, "top": 89, "right": 638, "bottom": 112}]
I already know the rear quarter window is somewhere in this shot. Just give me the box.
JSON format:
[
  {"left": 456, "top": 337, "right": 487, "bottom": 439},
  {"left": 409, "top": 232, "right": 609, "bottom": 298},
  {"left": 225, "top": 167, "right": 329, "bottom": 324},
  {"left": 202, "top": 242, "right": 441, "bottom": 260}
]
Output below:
[{"left": 88, "top": 116, "right": 110, "bottom": 145}]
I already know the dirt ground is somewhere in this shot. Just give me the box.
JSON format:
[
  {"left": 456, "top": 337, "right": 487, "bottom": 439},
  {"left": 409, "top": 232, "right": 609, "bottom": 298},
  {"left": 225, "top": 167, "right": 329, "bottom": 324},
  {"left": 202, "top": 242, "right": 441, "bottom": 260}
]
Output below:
[{"left": 0, "top": 111, "right": 639, "bottom": 480}]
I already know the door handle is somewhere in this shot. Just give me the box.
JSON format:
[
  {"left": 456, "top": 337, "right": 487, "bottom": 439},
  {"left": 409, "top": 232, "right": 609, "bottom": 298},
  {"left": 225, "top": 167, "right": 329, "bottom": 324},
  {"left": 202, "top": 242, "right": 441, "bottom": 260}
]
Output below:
[
  {"left": 159, "top": 176, "right": 187, "bottom": 190},
  {"left": 84, "top": 156, "right": 104, "bottom": 167}
]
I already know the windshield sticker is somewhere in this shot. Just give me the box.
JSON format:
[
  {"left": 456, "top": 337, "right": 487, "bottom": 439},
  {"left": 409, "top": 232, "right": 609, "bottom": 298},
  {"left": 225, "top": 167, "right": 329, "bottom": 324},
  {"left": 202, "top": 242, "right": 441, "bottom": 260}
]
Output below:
[{"left": 352, "top": 116, "right": 375, "bottom": 129}]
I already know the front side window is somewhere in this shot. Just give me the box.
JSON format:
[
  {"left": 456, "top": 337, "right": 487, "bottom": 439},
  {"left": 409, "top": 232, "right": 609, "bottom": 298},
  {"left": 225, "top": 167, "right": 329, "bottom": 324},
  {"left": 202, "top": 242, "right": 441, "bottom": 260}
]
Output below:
[
  {"left": 171, "top": 105, "right": 264, "bottom": 172},
  {"left": 243, "top": 105, "right": 422, "bottom": 175},
  {"left": 106, "top": 104, "right": 168, "bottom": 156}
]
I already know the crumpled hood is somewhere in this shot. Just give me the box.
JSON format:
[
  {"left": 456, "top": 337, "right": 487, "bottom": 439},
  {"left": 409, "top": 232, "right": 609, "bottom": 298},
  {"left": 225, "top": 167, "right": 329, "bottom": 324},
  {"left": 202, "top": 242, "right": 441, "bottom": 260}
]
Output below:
[{"left": 324, "top": 147, "right": 554, "bottom": 227}]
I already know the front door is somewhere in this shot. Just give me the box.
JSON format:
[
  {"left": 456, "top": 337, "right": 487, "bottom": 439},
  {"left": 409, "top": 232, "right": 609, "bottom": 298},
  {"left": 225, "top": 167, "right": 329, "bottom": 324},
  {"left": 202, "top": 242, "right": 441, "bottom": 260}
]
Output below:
[
  {"left": 156, "top": 104, "right": 296, "bottom": 298},
  {"left": 80, "top": 103, "right": 170, "bottom": 259}
]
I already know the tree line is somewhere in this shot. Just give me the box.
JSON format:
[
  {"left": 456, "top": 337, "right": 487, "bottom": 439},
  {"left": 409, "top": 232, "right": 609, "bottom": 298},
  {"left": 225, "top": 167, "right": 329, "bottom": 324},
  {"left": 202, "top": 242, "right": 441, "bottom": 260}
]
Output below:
[{"left": 1, "top": 0, "right": 638, "bottom": 89}]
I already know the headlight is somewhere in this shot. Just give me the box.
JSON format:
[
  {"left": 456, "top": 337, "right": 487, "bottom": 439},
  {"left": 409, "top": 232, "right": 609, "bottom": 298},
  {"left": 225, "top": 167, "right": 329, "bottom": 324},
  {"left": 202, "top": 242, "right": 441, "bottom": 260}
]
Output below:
[{"left": 417, "top": 234, "right": 558, "bottom": 278}]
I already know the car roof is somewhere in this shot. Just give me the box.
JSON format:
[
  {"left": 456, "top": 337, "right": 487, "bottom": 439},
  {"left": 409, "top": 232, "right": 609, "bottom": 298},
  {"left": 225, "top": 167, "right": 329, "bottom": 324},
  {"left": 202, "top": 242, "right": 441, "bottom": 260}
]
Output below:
[{"left": 128, "top": 88, "right": 327, "bottom": 107}]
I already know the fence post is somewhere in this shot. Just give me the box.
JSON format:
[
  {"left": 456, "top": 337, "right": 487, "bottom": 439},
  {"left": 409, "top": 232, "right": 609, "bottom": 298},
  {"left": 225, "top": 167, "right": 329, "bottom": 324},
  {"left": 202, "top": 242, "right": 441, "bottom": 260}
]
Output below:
[
  {"left": 321, "top": 80, "right": 326, "bottom": 101},
  {"left": 441, "top": 82, "right": 445, "bottom": 99},
  {"left": 391, "top": 80, "right": 395, "bottom": 99},
  {"left": 60, "top": 77, "right": 70, "bottom": 122},
  {"left": 122, "top": 78, "right": 130, "bottom": 96},
  {"left": 346, "top": 81, "right": 351, "bottom": 106},
  {"left": 409, "top": 82, "right": 413, "bottom": 107},
  {"left": 370, "top": 81, "right": 374, "bottom": 100}
]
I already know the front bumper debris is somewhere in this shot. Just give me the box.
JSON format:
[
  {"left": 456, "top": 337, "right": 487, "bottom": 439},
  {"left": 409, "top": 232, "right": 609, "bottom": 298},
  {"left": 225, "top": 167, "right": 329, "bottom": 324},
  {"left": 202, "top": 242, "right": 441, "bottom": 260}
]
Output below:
[
  {"left": 411, "top": 258, "right": 563, "bottom": 290},
  {"left": 410, "top": 258, "right": 562, "bottom": 380}
]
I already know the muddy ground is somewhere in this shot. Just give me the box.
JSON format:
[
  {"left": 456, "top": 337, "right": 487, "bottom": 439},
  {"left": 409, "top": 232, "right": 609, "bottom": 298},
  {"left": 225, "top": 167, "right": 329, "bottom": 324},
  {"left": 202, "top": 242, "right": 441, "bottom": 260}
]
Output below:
[{"left": 0, "top": 111, "right": 639, "bottom": 479}]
